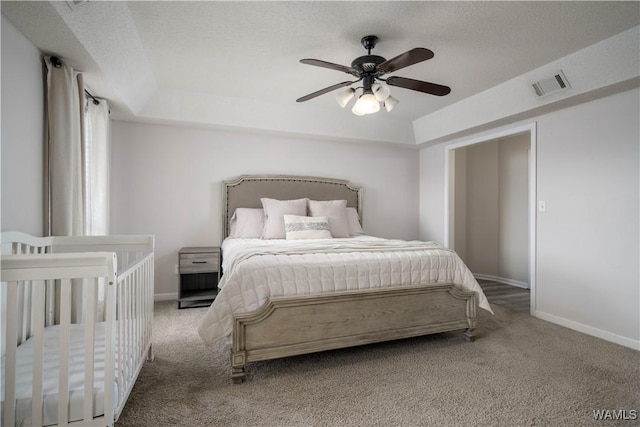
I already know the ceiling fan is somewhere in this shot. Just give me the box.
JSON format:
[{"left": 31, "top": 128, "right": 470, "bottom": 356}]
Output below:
[{"left": 296, "top": 35, "right": 451, "bottom": 115}]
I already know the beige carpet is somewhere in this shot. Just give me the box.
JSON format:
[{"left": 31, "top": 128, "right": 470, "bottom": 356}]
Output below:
[{"left": 116, "top": 301, "right": 638, "bottom": 427}]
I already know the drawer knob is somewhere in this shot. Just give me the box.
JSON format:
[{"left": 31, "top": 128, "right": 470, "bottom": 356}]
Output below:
[{"left": 192, "top": 261, "right": 207, "bottom": 264}]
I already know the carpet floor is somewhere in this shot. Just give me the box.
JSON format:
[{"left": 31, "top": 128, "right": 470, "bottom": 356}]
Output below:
[{"left": 116, "top": 301, "right": 638, "bottom": 427}]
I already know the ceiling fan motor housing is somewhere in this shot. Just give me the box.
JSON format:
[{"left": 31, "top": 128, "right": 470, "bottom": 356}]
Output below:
[{"left": 351, "top": 55, "right": 386, "bottom": 74}]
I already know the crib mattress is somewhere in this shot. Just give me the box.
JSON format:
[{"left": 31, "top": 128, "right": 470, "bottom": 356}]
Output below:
[{"left": 1, "top": 322, "right": 119, "bottom": 427}]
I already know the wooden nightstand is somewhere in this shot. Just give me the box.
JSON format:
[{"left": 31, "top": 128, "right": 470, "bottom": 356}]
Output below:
[{"left": 178, "top": 246, "right": 220, "bottom": 309}]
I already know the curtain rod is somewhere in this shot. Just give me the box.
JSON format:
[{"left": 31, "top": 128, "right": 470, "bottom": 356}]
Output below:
[
  {"left": 50, "top": 55, "right": 63, "bottom": 68},
  {"left": 84, "top": 90, "right": 100, "bottom": 105},
  {"left": 50, "top": 56, "right": 100, "bottom": 105}
]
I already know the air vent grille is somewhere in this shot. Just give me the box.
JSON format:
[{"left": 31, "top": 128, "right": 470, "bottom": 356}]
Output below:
[{"left": 532, "top": 71, "right": 570, "bottom": 97}]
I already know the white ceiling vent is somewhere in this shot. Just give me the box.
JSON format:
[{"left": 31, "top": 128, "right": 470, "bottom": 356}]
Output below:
[{"left": 532, "top": 71, "right": 570, "bottom": 97}]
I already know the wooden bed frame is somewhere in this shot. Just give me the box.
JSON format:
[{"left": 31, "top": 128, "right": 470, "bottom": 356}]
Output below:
[{"left": 222, "top": 175, "right": 476, "bottom": 383}]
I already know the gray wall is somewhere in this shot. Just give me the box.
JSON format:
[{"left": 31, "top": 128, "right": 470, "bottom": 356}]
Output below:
[
  {"left": 462, "top": 141, "right": 500, "bottom": 277},
  {"left": 110, "top": 120, "right": 421, "bottom": 298},
  {"left": 497, "top": 135, "right": 529, "bottom": 284},
  {"left": 452, "top": 135, "right": 529, "bottom": 285},
  {"left": 453, "top": 149, "right": 467, "bottom": 261},
  {"left": 1, "top": 15, "right": 44, "bottom": 235},
  {"left": 419, "top": 88, "right": 640, "bottom": 347}
]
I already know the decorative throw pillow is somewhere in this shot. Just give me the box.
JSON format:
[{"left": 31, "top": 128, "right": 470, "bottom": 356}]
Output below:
[
  {"left": 283, "top": 215, "right": 332, "bottom": 240},
  {"left": 308, "top": 200, "right": 350, "bottom": 238},
  {"left": 261, "top": 198, "right": 308, "bottom": 239},
  {"left": 229, "top": 208, "right": 264, "bottom": 238},
  {"left": 346, "top": 207, "right": 364, "bottom": 236}
]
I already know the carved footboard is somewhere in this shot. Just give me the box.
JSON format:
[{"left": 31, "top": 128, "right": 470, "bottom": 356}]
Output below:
[{"left": 232, "top": 284, "right": 476, "bottom": 383}]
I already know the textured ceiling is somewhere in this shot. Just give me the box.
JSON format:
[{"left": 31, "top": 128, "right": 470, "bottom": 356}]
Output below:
[
  {"left": 126, "top": 1, "right": 640, "bottom": 120},
  {"left": 2, "top": 1, "right": 639, "bottom": 142}
]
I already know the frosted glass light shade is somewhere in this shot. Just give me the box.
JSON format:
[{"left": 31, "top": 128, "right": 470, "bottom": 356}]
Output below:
[
  {"left": 351, "top": 104, "right": 365, "bottom": 116},
  {"left": 384, "top": 96, "right": 398, "bottom": 112},
  {"left": 372, "top": 83, "right": 391, "bottom": 102},
  {"left": 336, "top": 88, "right": 355, "bottom": 108},
  {"left": 352, "top": 92, "right": 380, "bottom": 115}
]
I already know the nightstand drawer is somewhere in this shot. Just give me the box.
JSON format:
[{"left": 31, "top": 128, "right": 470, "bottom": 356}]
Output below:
[
  {"left": 179, "top": 253, "right": 219, "bottom": 273},
  {"left": 178, "top": 246, "right": 221, "bottom": 309}
]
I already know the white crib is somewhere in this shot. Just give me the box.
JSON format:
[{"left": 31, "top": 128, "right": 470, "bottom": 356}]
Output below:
[{"left": 1, "top": 232, "right": 155, "bottom": 427}]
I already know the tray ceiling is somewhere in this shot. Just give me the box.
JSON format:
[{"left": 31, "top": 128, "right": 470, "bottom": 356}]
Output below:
[{"left": 2, "top": 1, "right": 638, "bottom": 144}]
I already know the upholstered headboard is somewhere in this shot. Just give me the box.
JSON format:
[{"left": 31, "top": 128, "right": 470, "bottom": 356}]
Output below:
[{"left": 222, "top": 175, "right": 363, "bottom": 239}]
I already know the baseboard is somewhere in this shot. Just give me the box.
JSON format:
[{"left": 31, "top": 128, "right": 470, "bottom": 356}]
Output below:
[
  {"left": 473, "top": 274, "right": 530, "bottom": 289},
  {"left": 154, "top": 293, "right": 178, "bottom": 302},
  {"left": 535, "top": 310, "right": 639, "bottom": 351}
]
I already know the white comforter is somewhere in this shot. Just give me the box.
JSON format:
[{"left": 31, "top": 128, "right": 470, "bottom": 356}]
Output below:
[{"left": 198, "top": 236, "right": 492, "bottom": 345}]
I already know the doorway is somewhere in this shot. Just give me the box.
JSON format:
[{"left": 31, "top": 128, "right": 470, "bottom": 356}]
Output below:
[{"left": 444, "top": 123, "right": 537, "bottom": 314}]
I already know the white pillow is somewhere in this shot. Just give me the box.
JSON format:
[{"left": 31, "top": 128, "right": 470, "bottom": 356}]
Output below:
[
  {"left": 346, "top": 207, "right": 364, "bottom": 236},
  {"left": 261, "top": 198, "right": 308, "bottom": 239},
  {"left": 308, "top": 200, "right": 350, "bottom": 238},
  {"left": 283, "top": 215, "right": 332, "bottom": 240},
  {"left": 229, "top": 208, "right": 264, "bottom": 238}
]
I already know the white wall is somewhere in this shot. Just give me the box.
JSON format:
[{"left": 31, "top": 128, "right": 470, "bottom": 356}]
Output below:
[
  {"left": 1, "top": 15, "right": 44, "bottom": 235},
  {"left": 111, "top": 121, "right": 420, "bottom": 298},
  {"left": 536, "top": 88, "right": 639, "bottom": 347},
  {"left": 419, "top": 143, "right": 446, "bottom": 245},
  {"left": 419, "top": 88, "right": 640, "bottom": 348}
]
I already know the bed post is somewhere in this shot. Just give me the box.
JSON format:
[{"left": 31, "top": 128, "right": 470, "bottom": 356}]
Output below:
[
  {"left": 232, "top": 315, "right": 247, "bottom": 383},
  {"left": 463, "top": 293, "right": 477, "bottom": 342},
  {"left": 231, "top": 352, "right": 246, "bottom": 383}
]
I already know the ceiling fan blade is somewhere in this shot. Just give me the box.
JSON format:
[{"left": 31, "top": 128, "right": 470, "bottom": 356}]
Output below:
[
  {"left": 300, "top": 59, "right": 360, "bottom": 77},
  {"left": 386, "top": 76, "right": 451, "bottom": 96},
  {"left": 378, "top": 48, "right": 434, "bottom": 74},
  {"left": 296, "top": 81, "right": 357, "bottom": 102}
]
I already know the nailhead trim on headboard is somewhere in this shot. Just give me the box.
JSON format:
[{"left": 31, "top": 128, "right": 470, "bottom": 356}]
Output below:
[{"left": 222, "top": 175, "right": 363, "bottom": 240}]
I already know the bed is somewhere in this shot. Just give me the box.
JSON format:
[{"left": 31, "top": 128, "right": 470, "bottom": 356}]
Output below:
[
  {"left": 1, "top": 232, "right": 154, "bottom": 427},
  {"left": 198, "top": 175, "right": 492, "bottom": 383}
]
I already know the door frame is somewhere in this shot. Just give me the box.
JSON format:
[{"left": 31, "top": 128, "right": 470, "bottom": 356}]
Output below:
[{"left": 443, "top": 122, "right": 537, "bottom": 314}]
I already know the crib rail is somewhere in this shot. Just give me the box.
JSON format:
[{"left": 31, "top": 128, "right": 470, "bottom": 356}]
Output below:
[
  {"left": 1, "top": 233, "right": 155, "bottom": 427},
  {"left": 1, "top": 233, "right": 57, "bottom": 337},
  {"left": 2, "top": 253, "right": 117, "bottom": 427},
  {"left": 49, "top": 235, "right": 155, "bottom": 272},
  {"left": 114, "top": 251, "right": 154, "bottom": 419},
  {"left": 1, "top": 233, "right": 154, "bottom": 345},
  {"left": 0, "top": 232, "right": 53, "bottom": 256}
]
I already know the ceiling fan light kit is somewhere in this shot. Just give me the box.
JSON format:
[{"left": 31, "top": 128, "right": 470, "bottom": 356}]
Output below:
[
  {"left": 372, "top": 82, "right": 391, "bottom": 102},
  {"left": 352, "top": 90, "right": 380, "bottom": 115},
  {"left": 297, "top": 35, "right": 450, "bottom": 116},
  {"left": 383, "top": 96, "right": 399, "bottom": 113},
  {"left": 336, "top": 88, "right": 356, "bottom": 108}
]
